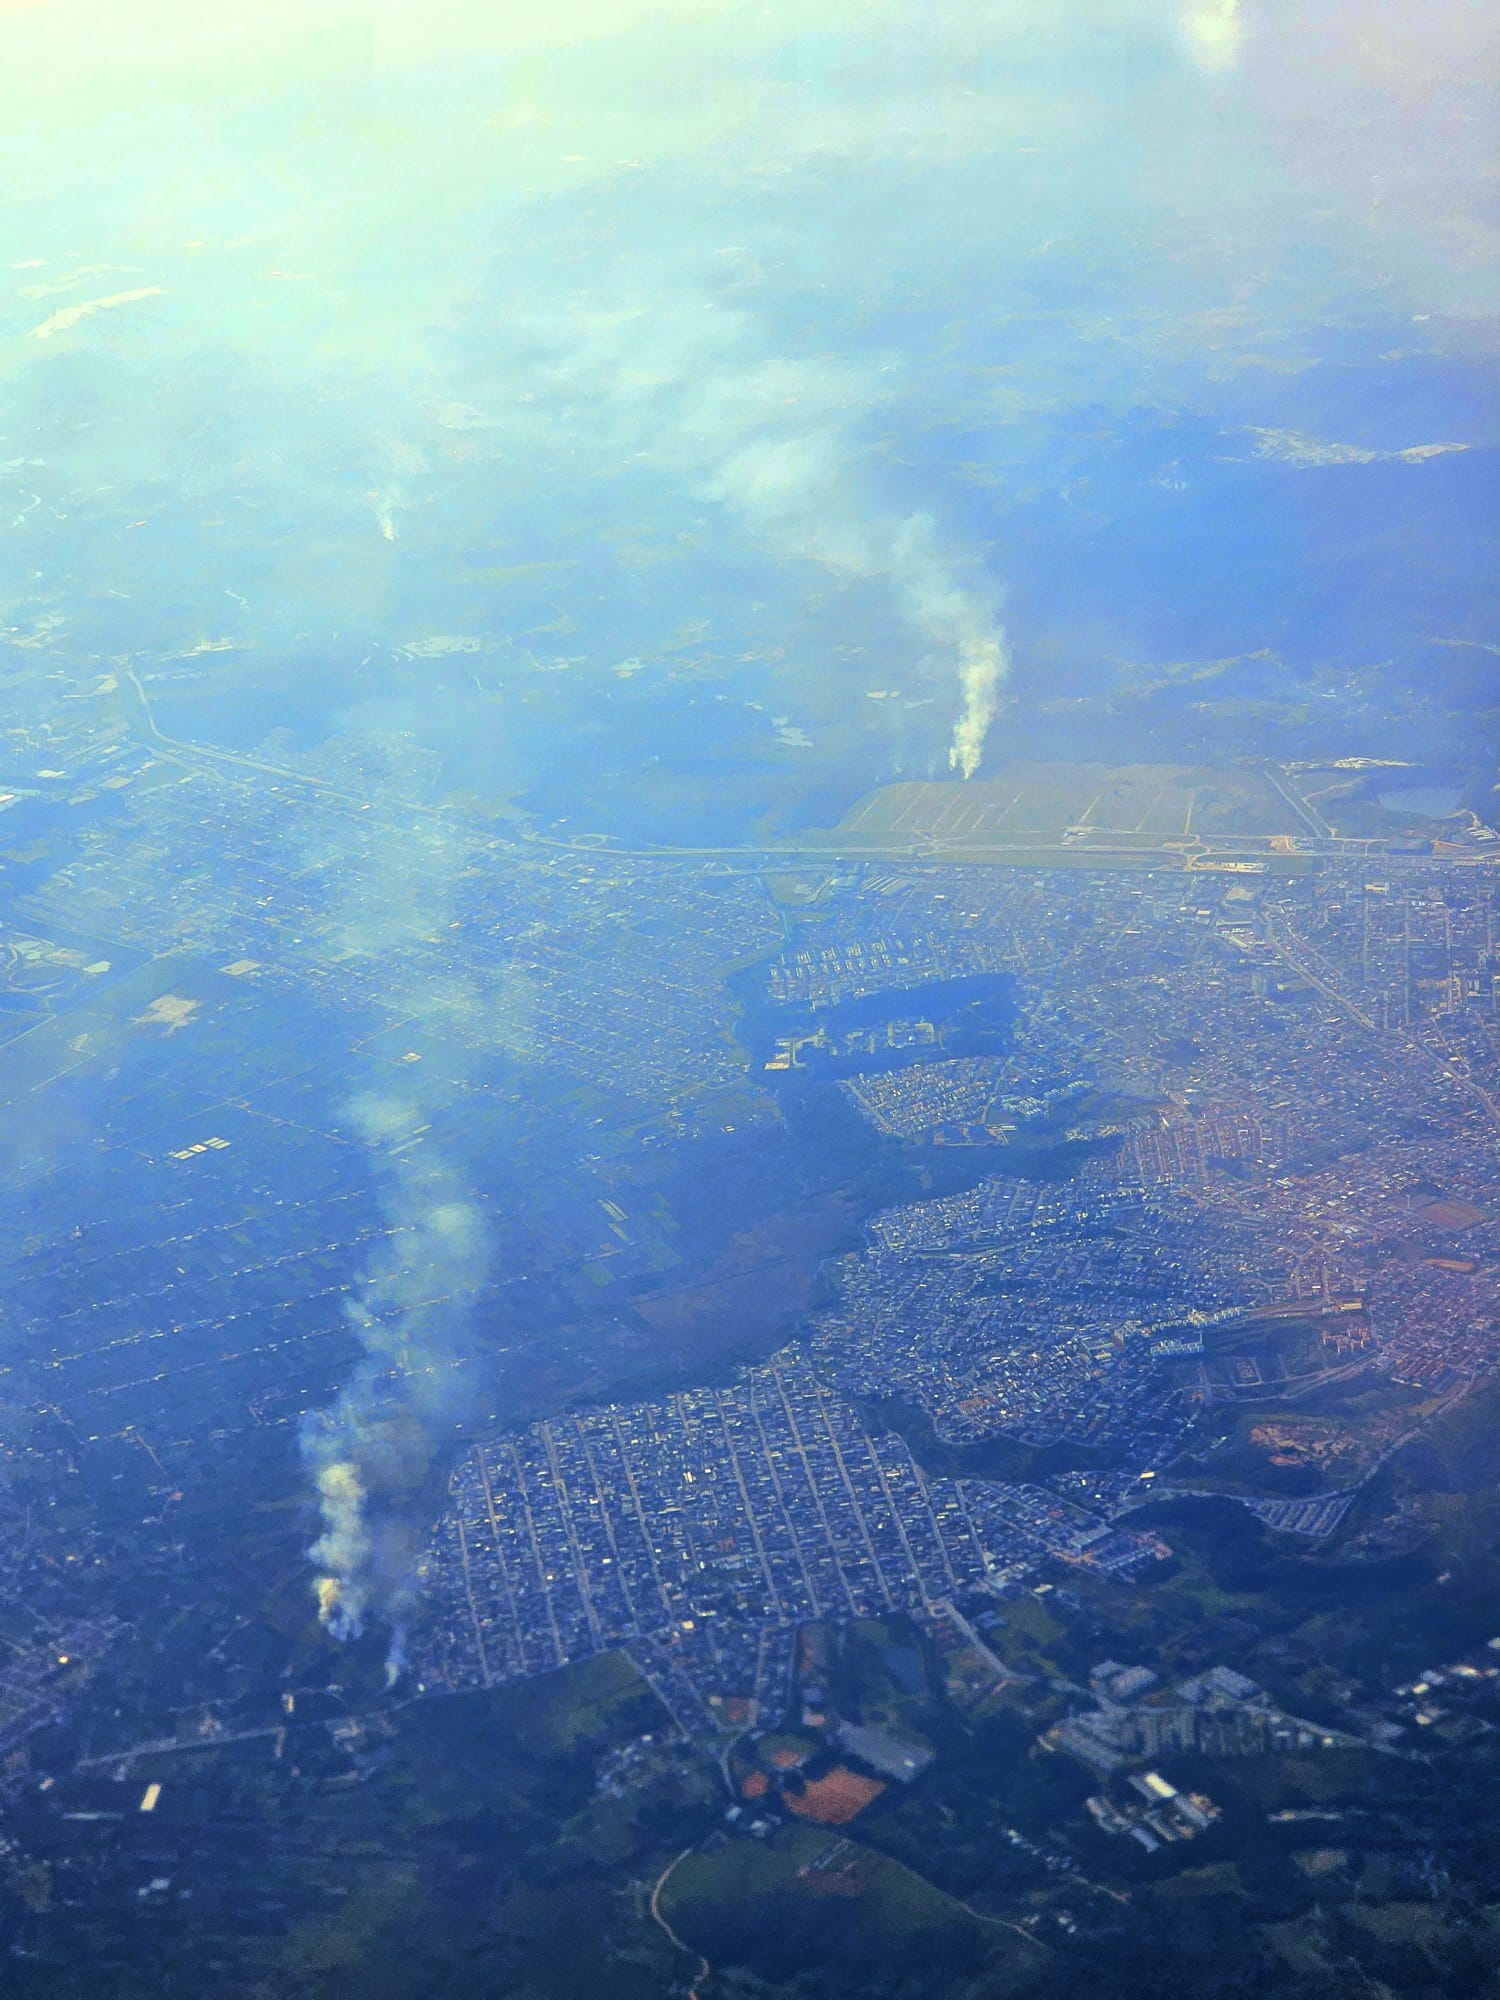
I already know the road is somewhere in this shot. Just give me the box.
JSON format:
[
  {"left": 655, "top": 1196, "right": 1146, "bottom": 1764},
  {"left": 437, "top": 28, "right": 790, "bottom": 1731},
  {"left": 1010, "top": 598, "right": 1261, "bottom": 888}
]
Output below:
[
  {"left": 1261, "top": 762, "right": 1333, "bottom": 839},
  {"left": 121, "top": 674, "right": 1500, "bottom": 882},
  {"left": 648, "top": 1847, "right": 712, "bottom": 2000},
  {"left": 1263, "top": 910, "right": 1500, "bottom": 1130},
  {"left": 121, "top": 667, "right": 461, "bottom": 823}
]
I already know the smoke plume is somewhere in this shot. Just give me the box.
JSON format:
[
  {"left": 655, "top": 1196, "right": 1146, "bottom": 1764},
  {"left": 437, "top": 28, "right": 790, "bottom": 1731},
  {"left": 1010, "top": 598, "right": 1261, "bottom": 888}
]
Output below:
[
  {"left": 297, "top": 772, "right": 526, "bottom": 1665},
  {"left": 507, "top": 294, "right": 1011, "bottom": 777},
  {"left": 303, "top": 1117, "right": 489, "bottom": 1650},
  {"left": 887, "top": 515, "right": 1012, "bottom": 780}
]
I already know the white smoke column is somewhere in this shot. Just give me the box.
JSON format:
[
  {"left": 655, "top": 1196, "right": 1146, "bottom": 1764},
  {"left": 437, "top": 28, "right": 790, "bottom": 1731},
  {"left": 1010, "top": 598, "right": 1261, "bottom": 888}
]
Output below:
[
  {"left": 888, "top": 514, "right": 1011, "bottom": 779},
  {"left": 383, "top": 1625, "right": 410, "bottom": 1691},
  {"left": 368, "top": 438, "right": 427, "bottom": 544},
  {"left": 371, "top": 488, "right": 399, "bottom": 542},
  {"left": 511, "top": 296, "right": 1011, "bottom": 778},
  {"left": 296, "top": 774, "right": 527, "bottom": 1662},
  {"left": 310, "top": 1461, "right": 369, "bottom": 1639},
  {"left": 304, "top": 1105, "right": 489, "bottom": 1650},
  {"left": 948, "top": 631, "right": 1007, "bottom": 779}
]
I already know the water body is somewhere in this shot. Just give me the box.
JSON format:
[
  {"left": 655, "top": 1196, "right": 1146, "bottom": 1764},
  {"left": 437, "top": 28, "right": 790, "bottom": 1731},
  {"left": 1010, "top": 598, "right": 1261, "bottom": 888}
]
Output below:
[
  {"left": 1378, "top": 782, "right": 1465, "bottom": 820},
  {"left": 737, "top": 970, "right": 1017, "bottom": 1082}
]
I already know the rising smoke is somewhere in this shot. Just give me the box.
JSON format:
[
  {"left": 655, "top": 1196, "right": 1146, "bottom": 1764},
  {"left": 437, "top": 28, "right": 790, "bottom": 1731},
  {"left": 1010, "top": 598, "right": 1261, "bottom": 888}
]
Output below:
[
  {"left": 887, "top": 514, "right": 1011, "bottom": 780},
  {"left": 297, "top": 775, "right": 526, "bottom": 1671},
  {"left": 508, "top": 294, "right": 1011, "bottom": 777},
  {"left": 304, "top": 1106, "right": 489, "bottom": 1662}
]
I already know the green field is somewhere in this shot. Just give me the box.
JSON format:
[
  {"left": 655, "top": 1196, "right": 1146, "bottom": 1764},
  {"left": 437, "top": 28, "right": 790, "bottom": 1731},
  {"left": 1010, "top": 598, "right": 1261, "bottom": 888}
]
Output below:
[{"left": 662, "top": 1822, "right": 1047, "bottom": 1992}]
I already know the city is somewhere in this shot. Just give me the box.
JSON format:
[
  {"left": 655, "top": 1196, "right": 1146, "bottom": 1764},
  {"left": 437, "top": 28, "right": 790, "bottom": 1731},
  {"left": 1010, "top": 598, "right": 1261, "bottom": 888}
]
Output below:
[{"left": 3, "top": 669, "right": 1500, "bottom": 1995}]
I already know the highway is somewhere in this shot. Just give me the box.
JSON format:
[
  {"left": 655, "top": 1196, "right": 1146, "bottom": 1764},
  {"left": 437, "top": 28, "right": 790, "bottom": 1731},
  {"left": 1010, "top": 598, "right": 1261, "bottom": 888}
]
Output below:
[{"left": 118, "top": 674, "right": 1500, "bottom": 899}]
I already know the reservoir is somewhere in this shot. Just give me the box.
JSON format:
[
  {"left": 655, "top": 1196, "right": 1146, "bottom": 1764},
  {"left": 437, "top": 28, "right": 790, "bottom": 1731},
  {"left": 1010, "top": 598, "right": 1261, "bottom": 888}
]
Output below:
[
  {"left": 737, "top": 971, "right": 1017, "bottom": 1082},
  {"left": 1378, "top": 782, "right": 1465, "bottom": 820}
]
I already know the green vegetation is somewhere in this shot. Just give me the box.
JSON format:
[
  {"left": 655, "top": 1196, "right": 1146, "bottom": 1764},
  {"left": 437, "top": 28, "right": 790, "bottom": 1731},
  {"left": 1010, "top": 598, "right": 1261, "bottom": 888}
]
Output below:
[
  {"left": 662, "top": 1822, "right": 1047, "bottom": 1994},
  {"left": 483, "top": 1648, "right": 661, "bottom": 1759}
]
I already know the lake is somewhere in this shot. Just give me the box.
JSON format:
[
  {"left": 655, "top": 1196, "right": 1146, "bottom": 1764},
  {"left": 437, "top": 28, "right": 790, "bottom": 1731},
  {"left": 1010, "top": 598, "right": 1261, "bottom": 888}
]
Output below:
[{"left": 1378, "top": 782, "right": 1465, "bottom": 820}]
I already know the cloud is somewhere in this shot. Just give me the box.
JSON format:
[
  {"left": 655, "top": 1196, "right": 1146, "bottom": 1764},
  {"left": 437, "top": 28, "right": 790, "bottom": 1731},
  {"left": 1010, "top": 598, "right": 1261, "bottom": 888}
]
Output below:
[{"left": 1180, "top": 0, "right": 1242, "bottom": 73}]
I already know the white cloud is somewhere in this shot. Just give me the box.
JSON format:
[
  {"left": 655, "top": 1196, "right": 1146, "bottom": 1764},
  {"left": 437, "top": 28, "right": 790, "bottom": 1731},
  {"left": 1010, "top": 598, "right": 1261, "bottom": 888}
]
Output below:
[{"left": 1181, "top": 0, "right": 1242, "bottom": 73}]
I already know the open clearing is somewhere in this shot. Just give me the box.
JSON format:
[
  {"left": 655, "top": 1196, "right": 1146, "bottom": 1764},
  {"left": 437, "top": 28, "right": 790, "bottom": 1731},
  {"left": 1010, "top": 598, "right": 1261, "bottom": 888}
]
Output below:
[{"left": 834, "top": 763, "right": 1300, "bottom": 852}]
